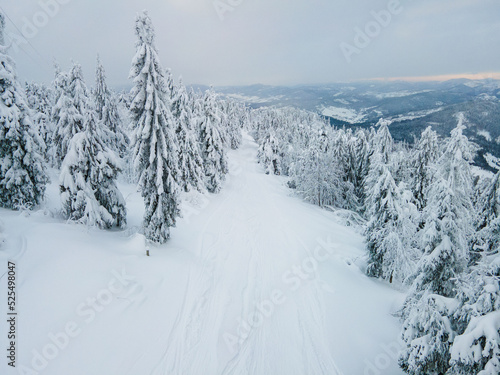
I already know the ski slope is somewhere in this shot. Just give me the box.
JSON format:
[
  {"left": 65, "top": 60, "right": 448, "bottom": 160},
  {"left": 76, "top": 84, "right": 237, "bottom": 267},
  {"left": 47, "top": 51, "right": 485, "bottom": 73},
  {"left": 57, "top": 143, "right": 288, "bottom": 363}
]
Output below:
[{"left": 0, "top": 133, "right": 404, "bottom": 375}]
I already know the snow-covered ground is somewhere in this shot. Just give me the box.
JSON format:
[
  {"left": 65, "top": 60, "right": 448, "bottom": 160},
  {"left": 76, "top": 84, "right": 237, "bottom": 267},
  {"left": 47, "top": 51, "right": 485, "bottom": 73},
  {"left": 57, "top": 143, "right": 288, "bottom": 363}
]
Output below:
[
  {"left": 484, "top": 153, "right": 500, "bottom": 171},
  {"left": 0, "top": 133, "right": 404, "bottom": 375},
  {"left": 478, "top": 130, "right": 492, "bottom": 142},
  {"left": 319, "top": 106, "right": 367, "bottom": 124}
]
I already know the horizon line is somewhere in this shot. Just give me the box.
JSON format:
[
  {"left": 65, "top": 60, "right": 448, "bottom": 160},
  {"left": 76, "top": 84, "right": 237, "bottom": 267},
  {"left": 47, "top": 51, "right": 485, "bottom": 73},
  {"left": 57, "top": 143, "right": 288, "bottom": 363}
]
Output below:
[{"left": 365, "top": 72, "right": 500, "bottom": 82}]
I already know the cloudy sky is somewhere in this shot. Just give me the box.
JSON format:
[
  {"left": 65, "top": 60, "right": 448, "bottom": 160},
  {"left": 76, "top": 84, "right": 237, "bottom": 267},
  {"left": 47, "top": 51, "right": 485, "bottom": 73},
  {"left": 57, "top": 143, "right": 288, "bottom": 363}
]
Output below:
[{"left": 1, "top": 0, "right": 499, "bottom": 88}]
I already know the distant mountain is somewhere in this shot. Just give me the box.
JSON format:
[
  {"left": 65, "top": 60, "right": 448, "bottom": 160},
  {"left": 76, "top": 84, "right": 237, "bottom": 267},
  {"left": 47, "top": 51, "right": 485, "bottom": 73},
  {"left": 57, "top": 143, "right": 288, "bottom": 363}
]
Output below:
[{"left": 216, "top": 80, "right": 500, "bottom": 171}]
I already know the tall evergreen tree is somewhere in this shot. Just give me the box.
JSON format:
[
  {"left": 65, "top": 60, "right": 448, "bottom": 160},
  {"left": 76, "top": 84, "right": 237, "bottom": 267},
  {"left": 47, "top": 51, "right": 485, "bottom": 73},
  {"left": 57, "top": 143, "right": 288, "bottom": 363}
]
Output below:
[
  {"left": 364, "top": 122, "right": 394, "bottom": 212},
  {"left": 172, "top": 77, "right": 204, "bottom": 192},
  {"left": 0, "top": 13, "right": 48, "bottom": 209},
  {"left": 475, "top": 170, "right": 500, "bottom": 256},
  {"left": 199, "top": 89, "right": 228, "bottom": 193},
  {"left": 94, "top": 55, "right": 129, "bottom": 158},
  {"left": 411, "top": 127, "right": 440, "bottom": 211},
  {"left": 400, "top": 117, "right": 476, "bottom": 374},
  {"left": 129, "top": 11, "right": 180, "bottom": 243},
  {"left": 373, "top": 120, "right": 394, "bottom": 164},
  {"left": 94, "top": 55, "right": 108, "bottom": 120},
  {"left": 364, "top": 151, "right": 419, "bottom": 282},
  {"left": 353, "top": 128, "right": 372, "bottom": 208},
  {"left": 52, "top": 63, "right": 88, "bottom": 167},
  {"left": 226, "top": 100, "right": 244, "bottom": 150},
  {"left": 25, "top": 82, "right": 53, "bottom": 161},
  {"left": 415, "top": 119, "right": 474, "bottom": 297}
]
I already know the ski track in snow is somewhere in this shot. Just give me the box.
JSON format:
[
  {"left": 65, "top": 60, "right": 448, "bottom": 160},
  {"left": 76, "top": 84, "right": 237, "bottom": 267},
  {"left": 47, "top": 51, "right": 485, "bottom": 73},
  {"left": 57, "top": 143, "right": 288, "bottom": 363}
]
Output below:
[{"left": 142, "top": 133, "right": 344, "bottom": 375}]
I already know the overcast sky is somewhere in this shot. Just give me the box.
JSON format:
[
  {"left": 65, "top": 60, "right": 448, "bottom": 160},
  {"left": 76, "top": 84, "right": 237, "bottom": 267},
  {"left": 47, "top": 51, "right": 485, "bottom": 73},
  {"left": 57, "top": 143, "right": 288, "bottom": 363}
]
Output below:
[{"left": 1, "top": 0, "right": 499, "bottom": 88}]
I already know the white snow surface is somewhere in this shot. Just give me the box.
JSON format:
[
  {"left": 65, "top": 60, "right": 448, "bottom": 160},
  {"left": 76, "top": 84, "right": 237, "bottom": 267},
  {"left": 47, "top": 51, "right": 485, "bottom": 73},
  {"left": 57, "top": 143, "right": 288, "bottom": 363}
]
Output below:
[
  {"left": 320, "top": 106, "right": 367, "bottom": 124},
  {"left": 484, "top": 153, "right": 500, "bottom": 171},
  {"left": 0, "top": 133, "right": 404, "bottom": 375}
]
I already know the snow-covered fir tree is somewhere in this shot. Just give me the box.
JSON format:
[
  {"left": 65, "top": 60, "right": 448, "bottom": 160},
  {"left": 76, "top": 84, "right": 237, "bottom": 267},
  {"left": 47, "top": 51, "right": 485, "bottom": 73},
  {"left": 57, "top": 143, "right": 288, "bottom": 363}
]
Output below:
[
  {"left": 94, "top": 55, "right": 108, "bottom": 120},
  {"left": 414, "top": 117, "right": 475, "bottom": 297},
  {"left": 94, "top": 56, "right": 129, "bottom": 158},
  {"left": 352, "top": 128, "right": 372, "bottom": 208},
  {"left": 475, "top": 170, "right": 500, "bottom": 256},
  {"left": 52, "top": 63, "right": 89, "bottom": 167},
  {"left": 292, "top": 129, "right": 354, "bottom": 209},
  {"left": 215, "top": 94, "right": 230, "bottom": 149},
  {"left": 60, "top": 109, "right": 126, "bottom": 228},
  {"left": 373, "top": 120, "right": 394, "bottom": 164},
  {"left": 364, "top": 122, "right": 394, "bottom": 211},
  {"left": 337, "top": 128, "right": 370, "bottom": 208},
  {"left": 164, "top": 68, "right": 175, "bottom": 101},
  {"left": 0, "top": 13, "right": 48, "bottom": 209},
  {"left": 129, "top": 11, "right": 180, "bottom": 243},
  {"left": 448, "top": 256, "right": 500, "bottom": 374},
  {"left": 171, "top": 77, "right": 205, "bottom": 192},
  {"left": 364, "top": 151, "right": 419, "bottom": 282},
  {"left": 258, "top": 130, "right": 283, "bottom": 175},
  {"left": 199, "top": 88, "right": 228, "bottom": 193},
  {"left": 400, "top": 117, "right": 476, "bottom": 374},
  {"left": 25, "top": 82, "right": 53, "bottom": 161},
  {"left": 410, "top": 126, "right": 440, "bottom": 211},
  {"left": 399, "top": 291, "right": 459, "bottom": 375},
  {"left": 226, "top": 100, "right": 244, "bottom": 150}
]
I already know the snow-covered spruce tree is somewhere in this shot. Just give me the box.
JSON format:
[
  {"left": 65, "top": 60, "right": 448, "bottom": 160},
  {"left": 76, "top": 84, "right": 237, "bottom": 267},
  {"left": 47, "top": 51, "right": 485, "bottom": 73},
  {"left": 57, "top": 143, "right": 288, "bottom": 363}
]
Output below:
[
  {"left": 338, "top": 128, "right": 369, "bottom": 208},
  {"left": 25, "top": 82, "right": 54, "bottom": 162},
  {"left": 171, "top": 77, "right": 204, "bottom": 192},
  {"left": 215, "top": 97, "right": 230, "bottom": 148},
  {"left": 399, "top": 291, "right": 459, "bottom": 375},
  {"left": 364, "top": 151, "right": 419, "bottom": 282},
  {"left": 410, "top": 126, "right": 440, "bottom": 211},
  {"left": 475, "top": 170, "right": 500, "bottom": 256},
  {"left": 164, "top": 68, "right": 175, "bottom": 101},
  {"left": 94, "top": 55, "right": 107, "bottom": 120},
  {"left": 60, "top": 108, "right": 126, "bottom": 228},
  {"left": 0, "top": 13, "right": 48, "bottom": 209},
  {"left": 226, "top": 100, "right": 244, "bottom": 150},
  {"left": 414, "top": 117, "right": 475, "bottom": 297},
  {"left": 258, "top": 130, "right": 283, "bottom": 175},
  {"left": 328, "top": 128, "right": 361, "bottom": 211},
  {"left": 448, "top": 257, "right": 500, "bottom": 374},
  {"left": 129, "top": 11, "right": 180, "bottom": 243},
  {"left": 399, "top": 118, "right": 476, "bottom": 374},
  {"left": 52, "top": 63, "right": 88, "bottom": 167},
  {"left": 364, "top": 122, "right": 394, "bottom": 212},
  {"left": 392, "top": 141, "right": 414, "bottom": 185},
  {"left": 50, "top": 63, "right": 68, "bottom": 163},
  {"left": 293, "top": 129, "right": 353, "bottom": 209},
  {"left": 199, "top": 88, "right": 228, "bottom": 193},
  {"left": 352, "top": 128, "right": 372, "bottom": 208},
  {"left": 94, "top": 56, "right": 129, "bottom": 158},
  {"left": 373, "top": 119, "right": 394, "bottom": 164}
]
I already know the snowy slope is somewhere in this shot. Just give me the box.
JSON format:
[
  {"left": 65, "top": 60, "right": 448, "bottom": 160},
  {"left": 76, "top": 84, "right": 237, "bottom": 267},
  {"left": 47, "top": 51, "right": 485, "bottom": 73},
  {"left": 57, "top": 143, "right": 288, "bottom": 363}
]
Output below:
[{"left": 0, "top": 133, "right": 404, "bottom": 375}]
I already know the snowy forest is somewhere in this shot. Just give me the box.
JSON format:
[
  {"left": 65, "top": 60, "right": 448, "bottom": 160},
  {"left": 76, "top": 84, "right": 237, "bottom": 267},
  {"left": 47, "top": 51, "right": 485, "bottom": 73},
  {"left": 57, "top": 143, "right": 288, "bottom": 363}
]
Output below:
[{"left": 1, "top": 9, "right": 499, "bottom": 375}]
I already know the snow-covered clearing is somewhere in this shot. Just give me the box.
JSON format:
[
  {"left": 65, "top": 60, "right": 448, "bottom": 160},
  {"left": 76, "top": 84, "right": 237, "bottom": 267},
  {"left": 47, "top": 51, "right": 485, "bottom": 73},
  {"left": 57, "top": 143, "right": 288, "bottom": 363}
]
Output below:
[
  {"left": 1, "top": 133, "right": 404, "bottom": 375},
  {"left": 319, "top": 106, "right": 367, "bottom": 124}
]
